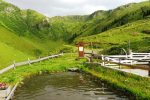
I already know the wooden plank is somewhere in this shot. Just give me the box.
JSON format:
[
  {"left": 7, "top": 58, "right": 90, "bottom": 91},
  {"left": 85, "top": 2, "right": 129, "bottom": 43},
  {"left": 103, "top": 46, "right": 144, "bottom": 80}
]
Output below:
[{"left": 103, "top": 60, "right": 150, "bottom": 71}]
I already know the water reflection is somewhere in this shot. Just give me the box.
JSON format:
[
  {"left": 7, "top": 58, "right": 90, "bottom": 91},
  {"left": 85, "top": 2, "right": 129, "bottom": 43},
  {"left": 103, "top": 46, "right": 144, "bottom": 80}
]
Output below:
[{"left": 14, "top": 72, "right": 128, "bottom": 100}]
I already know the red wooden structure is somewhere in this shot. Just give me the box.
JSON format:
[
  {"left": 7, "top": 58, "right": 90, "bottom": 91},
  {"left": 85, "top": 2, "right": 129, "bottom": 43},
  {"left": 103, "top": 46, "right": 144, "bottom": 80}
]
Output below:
[
  {"left": 76, "top": 42, "right": 103, "bottom": 58},
  {"left": 76, "top": 42, "right": 85, "bottom": 57}
]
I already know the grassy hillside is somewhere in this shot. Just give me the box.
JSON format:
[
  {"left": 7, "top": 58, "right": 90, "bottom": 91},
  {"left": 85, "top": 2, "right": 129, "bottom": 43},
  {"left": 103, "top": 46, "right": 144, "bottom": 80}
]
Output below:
[
  {"left": 0, "top": 24, "right": 64, "bottom": 69},
  {"left": 0, "top": 0, "right": 150, "bottom": 69},
  {"left": 1, "top": 0, "right": 150, "bottom": 41},
  {"left": 76, "top": 1, "right": 150, "bottom": 36},
  {"left": 75, "top": 18, "right": 150, "bottom": 54},
  {"left": 0, "top": 0, "right": 66, "bottom": 69},
  {"left": 0, "top": 25, "right": 33, "bottom": 69},
  {"left": 48, "top": 1, "right": 150, "bottom": 41},
  {"left": 76, "top": 1, "right": 150, "bottom": 37},
  {"left": 48, "top": 16, "right": 86, "bottom": 42},
  {"left": 0, "top": 0, "right": 86, "bottom": 42}
]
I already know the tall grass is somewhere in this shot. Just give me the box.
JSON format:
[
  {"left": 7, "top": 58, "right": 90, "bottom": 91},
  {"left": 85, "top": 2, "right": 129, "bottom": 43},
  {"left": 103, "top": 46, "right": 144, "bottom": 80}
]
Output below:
[
  {"left": 81, "top": 63, "right": 150, "bottom": 99},
  {"left": 0, "top": 54, "right": 85, "bottom": 84}
]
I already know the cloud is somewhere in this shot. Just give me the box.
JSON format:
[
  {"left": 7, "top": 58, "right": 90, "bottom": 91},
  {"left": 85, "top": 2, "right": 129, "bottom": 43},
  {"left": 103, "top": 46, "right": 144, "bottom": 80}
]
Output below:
[{"left": 5, "top": 0, "right": 147, "bottom": 17}]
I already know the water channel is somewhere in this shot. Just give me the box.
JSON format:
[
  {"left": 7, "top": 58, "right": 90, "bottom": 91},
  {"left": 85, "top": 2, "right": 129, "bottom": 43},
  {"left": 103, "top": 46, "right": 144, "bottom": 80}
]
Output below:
[{"left": 14, "top": 72, "right": 129, "bottom": 100}]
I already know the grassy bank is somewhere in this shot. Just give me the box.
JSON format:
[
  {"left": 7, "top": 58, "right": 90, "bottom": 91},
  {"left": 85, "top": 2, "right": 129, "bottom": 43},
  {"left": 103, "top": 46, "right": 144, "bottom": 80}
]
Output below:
[
  {"left": 0, "top": 54, "right": 149, "bottom": 99},
  {"left": 0, "top": 54, "right": 85, "bottom": 85},
  {"left": 81, "top": 63, "right": 150, "bottom": 99}
]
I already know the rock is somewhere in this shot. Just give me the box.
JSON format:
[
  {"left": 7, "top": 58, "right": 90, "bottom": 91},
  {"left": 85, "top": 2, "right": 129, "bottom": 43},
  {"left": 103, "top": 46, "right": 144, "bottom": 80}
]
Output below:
[{"left": 68, "top": 68, "right": 79, "bottom": 72}]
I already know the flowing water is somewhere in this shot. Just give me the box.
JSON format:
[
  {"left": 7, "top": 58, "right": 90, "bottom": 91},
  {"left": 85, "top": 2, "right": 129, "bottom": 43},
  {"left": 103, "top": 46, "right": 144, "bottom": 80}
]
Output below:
[{"left": 14, "top": 72, "right": 128, "bottom": 100}]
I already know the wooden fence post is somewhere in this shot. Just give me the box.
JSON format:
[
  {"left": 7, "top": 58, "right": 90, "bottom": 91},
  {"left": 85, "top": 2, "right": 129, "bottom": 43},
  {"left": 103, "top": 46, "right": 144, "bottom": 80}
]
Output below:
[
  {"left": 119, "top": 58, "right": 121, "bottom": 69},
  {"left": 129, "top": 50, "right": 133, "bottom": 59},
  {"left": 13, "top": 60, "right": 16, "bottom": 69},
  {"left": 39, "top": 56, "right": 41, "bottom": 63},
  {"left": 49, "top": 54, "right": 52, "bottom": 61},
  {"left": 101, "top": 55, "right": 105, "bottom": 66},
  {"left": 28, "top": 58, "right": 31, "bottom": 65}
]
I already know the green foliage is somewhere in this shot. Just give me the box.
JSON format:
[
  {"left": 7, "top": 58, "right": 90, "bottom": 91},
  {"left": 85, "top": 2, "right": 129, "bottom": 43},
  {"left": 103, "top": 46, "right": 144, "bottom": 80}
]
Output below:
[
  {"left": 1, "top": 0, "right": 150, "bottom": 42},
  {"left": 82, "top": 63, "right": 150, "bottom": 99},
  {"left": 77, "top": 1, "right": 150, "bottom": 36},
  {"left": 0, "top": 0, "right": 150, "bottom": 69},
  {"left": 33, "top": 49, "right": 42, "bottom": 56},
  {"left": 59, "top": 45, "right": 77, "bottom": 53},
  {"left": 0, "top": 1, "right": 66, "bottom": 69},
  {"left": 76, "top": 18, "right": 150, "bottom": 54},
  {"left": 0, "top": 54, "right": 84, "bottom": 84}
]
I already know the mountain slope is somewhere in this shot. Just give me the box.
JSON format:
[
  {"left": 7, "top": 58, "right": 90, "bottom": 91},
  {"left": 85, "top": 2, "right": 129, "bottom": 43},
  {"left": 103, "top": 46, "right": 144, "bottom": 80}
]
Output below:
[
  {"left": 76, "top": 1, "right": 150, "bottom": 37},
  {"left": 1, "top": 0, "right": 150, "bottom": 41},
  {"left": 0, "top": 23, "right": 65, "bottom": 69},
  {"left": 0, "top": 0, "right": 150, "bottom": 69},
  {"left": 75, "top": 17, "right": 150, "bottom": 54},
  {"left": 0, "top": 0, "right": 64, "bottom": 69}
]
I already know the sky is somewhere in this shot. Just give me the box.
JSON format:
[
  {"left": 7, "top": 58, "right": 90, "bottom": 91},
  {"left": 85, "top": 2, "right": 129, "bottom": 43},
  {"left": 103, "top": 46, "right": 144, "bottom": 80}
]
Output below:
[{"left": 5, "top": 0, "right": 147, "bottom": 17}]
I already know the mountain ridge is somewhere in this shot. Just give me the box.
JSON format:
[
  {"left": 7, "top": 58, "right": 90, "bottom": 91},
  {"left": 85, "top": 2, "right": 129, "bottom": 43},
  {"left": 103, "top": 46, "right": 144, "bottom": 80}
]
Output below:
[{"left": 0, "top": 0, "right": 150, "bottom": 69}]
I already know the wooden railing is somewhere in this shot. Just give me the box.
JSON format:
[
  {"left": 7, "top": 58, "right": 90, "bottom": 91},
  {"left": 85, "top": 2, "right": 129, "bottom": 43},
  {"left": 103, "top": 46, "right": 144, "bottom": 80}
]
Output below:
[
  {"left": 101, "top": 52, "right": 150, "bottom": 65},
  {"left": 0, "top": 53, "right": 63, "bottom": 75}
]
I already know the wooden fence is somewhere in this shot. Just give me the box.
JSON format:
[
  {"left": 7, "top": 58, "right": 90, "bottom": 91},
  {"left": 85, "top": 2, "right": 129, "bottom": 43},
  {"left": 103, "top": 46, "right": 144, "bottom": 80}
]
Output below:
[
  {"left": 102, "top": 52, "right": 150, "bottom": 65},
  {"left": 0, "top": 53, "right": 63, "bottom": 75}
]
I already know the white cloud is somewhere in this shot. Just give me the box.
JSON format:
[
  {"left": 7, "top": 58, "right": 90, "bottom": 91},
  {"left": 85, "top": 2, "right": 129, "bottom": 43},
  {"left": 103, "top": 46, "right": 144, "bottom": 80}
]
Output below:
[
  {"left": 5, "top": 0, "right": 147, "bottom": 17},
  {"left": 81, "top": 5, "right": 107, "bottom": 14},
  {"left": 60, "top": 0, "right": 86, "bottom": 4}
]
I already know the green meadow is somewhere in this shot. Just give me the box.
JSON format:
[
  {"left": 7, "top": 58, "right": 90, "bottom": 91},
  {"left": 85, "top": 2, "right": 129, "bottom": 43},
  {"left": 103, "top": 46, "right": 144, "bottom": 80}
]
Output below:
[
  {"left": 0, "top": 54, "right": 149, "bottom": 99},
  {"left": 76, "top": 18, "right": 150, "bottom": 54}
]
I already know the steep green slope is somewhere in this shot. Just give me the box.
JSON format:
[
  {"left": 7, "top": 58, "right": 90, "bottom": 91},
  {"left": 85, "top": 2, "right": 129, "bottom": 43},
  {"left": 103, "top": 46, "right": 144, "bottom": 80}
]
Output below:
[
  {"left": 0, "top": 0, "right": 85, "bottom": 42},
  {"left": 77, "top": 1, "right": 150, "bottom": 37},
  {"left": 75, "top": 18, "right": 150, "bottom": 54},
  {"left": 0, "top": 0, "right": 26, "bottom": 35},
  {"left": 49, "top": 15, "right": 87, "bottom": 42},
  {"left": 0, "top": 0, "right": 66, "bottom": 69},
  {"left": 0, "top": 25, "right": 33, "bottom": 69},
  {"left": 0, "top": 1, "right": 49, "bottom": 38},
  {"left": 0, "top": 24, "right": 64, "bottom": 69},
  {"left": 0, "top": 0, "right": 150, "bottom": 69},
  {"left": 1, "top": 0, "right": 150, "bottom": 42},
  {"left": 0, "top": 4, "right": 64, "bottom": 68},
  {"left": 47, "top": 1, "right": 150, "bottom": 41}
]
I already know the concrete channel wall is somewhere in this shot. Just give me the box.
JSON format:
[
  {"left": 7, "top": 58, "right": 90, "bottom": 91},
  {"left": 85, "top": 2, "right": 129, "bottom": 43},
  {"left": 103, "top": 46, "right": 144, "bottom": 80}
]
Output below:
[{"left": 86, "top": 62, "right": 150, "bottom": 78}]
